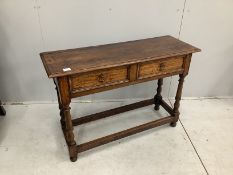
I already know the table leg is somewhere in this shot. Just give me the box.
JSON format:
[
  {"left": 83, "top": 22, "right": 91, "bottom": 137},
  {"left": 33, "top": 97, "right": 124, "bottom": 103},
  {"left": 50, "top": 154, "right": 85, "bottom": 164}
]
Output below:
[
  {"left": 58, "top": 77, "right": 77, "bottom": 162},
  {"left": 53, "top": 79, "right": 65, "bottom": 130},
  {"left": 63, "top": 105, "right": 77, "bottom": 161},
  {"left": 170, "top": 74, "right": 185, "bottom": 127},
  {"left": 154, "top": 78, "right": 163, "bottom": 110}
]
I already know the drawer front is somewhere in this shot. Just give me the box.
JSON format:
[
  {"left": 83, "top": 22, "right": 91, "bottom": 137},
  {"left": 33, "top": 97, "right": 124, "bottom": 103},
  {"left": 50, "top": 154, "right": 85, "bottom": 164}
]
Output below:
[
  {"left": 70, "top": 66, "right": 129, "bottom": 92},
  {"left": 138, "top": 56, "right": 184, "bottom": 79}
]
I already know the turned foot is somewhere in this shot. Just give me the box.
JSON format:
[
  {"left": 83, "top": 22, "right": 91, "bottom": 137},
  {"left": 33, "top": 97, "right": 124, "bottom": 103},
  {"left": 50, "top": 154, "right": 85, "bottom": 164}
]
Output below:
[
  {"left": 154, "top": 105, "right": 160, "bottom": 111},
  {"left": 70, "top": 156, "right": 77, "bottom": 162},
  {"left": 170, "top": 122, "right": 177, "bottom": 127},
  {"left": 69, "top": 150, "right": 77, "bottom": 162},
  {"left": 68, "top": 144, "right": 77, "bottom": 162}
]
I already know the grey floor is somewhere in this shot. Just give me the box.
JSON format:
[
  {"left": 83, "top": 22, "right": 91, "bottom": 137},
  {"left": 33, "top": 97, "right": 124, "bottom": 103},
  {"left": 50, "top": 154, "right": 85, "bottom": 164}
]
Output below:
[{"left": 0, "top": 98, "right": 233, "bottom": 175}]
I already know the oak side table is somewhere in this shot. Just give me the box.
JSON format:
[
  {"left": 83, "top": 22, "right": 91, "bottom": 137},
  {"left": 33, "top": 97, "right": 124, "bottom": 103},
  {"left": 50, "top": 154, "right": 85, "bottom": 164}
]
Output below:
[{"left": 40, "top": 35, "right": 200, "bottom": 162}]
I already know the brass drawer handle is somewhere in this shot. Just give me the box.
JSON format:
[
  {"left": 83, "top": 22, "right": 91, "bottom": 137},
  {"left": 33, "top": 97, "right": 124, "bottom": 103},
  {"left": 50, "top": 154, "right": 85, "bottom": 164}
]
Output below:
[
  {"left": 159, "top": 63, "right": 166, "bottom": 71},
  {"left": 97, "top": 73, "right": 106, "bottom": 82}
]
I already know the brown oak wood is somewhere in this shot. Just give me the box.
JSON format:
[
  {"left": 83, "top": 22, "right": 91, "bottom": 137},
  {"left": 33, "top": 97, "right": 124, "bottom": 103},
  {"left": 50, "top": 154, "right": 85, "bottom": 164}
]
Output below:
[
  {"left": 57, "top": 76, "right": 77, "bottom": 161},
  {"left": 138, "top": 56, "right": 184, "bottom": 79},
  {"left": 72, "top": 98, "right": 176, "bottom": 127},
  {"left": 40, "top": 35, "right": 200, "bottom": 78},
  {"left": 70, "top": 66, "right": 129, "bottom": 92},
  {"left": 183, "top": 54, "right": 192, "bottom": 76},
  {"left": 53, "top": 79, "right": 65, "bottom": 129},
  {"left": 170, "top": 74, "right": 185, "bottom": 127},
  {"left": 154, "top": 78, "right": 163, "bottom": 110},
  {"left": 70, "top": 70, "right": 184, "bottom": 98},
  {"left": 160, "top": 99, "right": 174, "bottom": 115},
  {"left": 77, "top": 116, "right": 174, "bottom": 153},
  {"left": 129, "top": 64, "right": 138, "bottom": 81},
  {"left": 40, "top": 35, "right": 200, "bottom": 162},
  {"left": 72, "top": 99, "right": 154, "bottom": 126}
]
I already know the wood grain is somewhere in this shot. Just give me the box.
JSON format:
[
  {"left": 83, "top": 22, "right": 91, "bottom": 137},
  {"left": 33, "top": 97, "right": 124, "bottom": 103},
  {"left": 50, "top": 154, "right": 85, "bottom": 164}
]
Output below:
[
  {"left": 40, "top": 35, "right": 201, "bottom": 78},
  {"left": 70, "top": 66, "right": 129, "bottom": 92},
  {"left": 138, "top": 56, "right": 184, "bottom": 79},
  {"left": 70, "top": 70, "right": 183, "bottom": 98}
]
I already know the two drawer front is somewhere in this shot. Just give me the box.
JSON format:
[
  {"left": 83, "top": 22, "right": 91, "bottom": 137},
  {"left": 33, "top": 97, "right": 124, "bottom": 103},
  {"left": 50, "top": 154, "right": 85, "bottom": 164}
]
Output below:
[
  {"left": 138, "top": 56, "right": 184, "bottom": 79},
  {"left": 70, "top": 66, "right": 129, "bottom": 92},
  {"left": 70, "top": 56, "right": 184, "bottom": 94}
]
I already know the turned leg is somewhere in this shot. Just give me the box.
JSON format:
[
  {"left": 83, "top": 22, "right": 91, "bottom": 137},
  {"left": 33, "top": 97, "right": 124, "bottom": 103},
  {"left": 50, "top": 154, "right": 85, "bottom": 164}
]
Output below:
[
  {"left": 58, "top": 77, "right": 77, "bottom": 162},
  {"left": 53, "top": 79, "right": 65, "bottom": 130},
  {"left": 154, "top": 78, "right": 163, "bottom": 110},
  {"left": 63, "top": 104, "right": 77, "bottom": 162},
  {"left": 170, "top": 74, "right": 185, "bottom": 127}
]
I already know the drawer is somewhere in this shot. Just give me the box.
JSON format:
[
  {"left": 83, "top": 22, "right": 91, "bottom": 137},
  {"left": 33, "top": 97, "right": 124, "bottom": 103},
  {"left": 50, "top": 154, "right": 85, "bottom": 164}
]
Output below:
[
  {"left": 70, "top": 66, "right": 129, "bottom": 92},
  {"left": 138, "top": 56, "right": 184, "bottom": 79}
]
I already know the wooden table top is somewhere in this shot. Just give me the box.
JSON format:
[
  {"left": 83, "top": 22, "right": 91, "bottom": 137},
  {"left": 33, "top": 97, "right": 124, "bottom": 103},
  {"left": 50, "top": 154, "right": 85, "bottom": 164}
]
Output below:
[{"left": 40, "top": 35, "right": 200, "bottom": 78}]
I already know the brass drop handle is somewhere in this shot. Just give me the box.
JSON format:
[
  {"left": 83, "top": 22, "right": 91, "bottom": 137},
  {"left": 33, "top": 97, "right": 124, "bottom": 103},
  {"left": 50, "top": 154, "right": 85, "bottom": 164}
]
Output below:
[
  {"left": 97, "top": 73, "right": 105, "bottom": 82},
  {"left": 159, "top": 63, "right": 166, "bottom": 71}
]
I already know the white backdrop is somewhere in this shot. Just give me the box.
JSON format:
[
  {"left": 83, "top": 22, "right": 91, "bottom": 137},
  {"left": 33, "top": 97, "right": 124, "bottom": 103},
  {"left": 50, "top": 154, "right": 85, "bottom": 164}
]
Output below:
[{"left": 0, "top": 0, "right": 232, "bottom": 102}]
